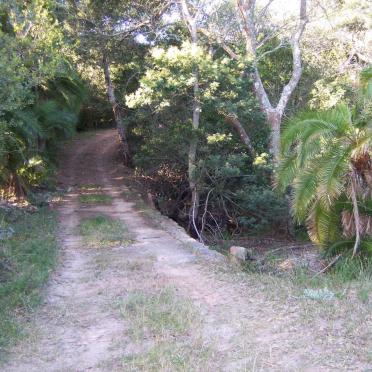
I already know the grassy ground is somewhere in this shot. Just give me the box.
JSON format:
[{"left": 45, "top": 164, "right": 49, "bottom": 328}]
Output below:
[
  {"left": 79, "top": 193, "right": 113, "bottom": 204},
  {"left": 78, "top": 215, "right": 131, "bottom": 248},
  {"left": 241, "top": 253, "right": 372, "bottom": 302},
  {"left": 206, "top": 258, "right": 372, "bottom": 368},
  {"left": 121, "top": 183, "right": 372, "bottom": 304},
  {"left": 119, "top": 186, "right": 372, "bottom": 368},
  {"left": 0, "top": 207, "right": 57, "bottom": 356},
  {"left": 115, "top": 287, "right": 212, "bottom": 371}
]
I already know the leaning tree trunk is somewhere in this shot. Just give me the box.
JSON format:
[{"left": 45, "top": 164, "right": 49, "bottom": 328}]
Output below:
[{"left": 102, "top": 55, "right": 131, "bottom": 165}]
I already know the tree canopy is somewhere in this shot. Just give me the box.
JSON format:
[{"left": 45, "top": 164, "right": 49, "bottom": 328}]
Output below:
[{"left": 0, "top": 0, "right": 370, "bottom": 256}]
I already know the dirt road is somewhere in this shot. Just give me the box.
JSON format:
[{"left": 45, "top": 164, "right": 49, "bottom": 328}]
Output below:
[{"left": 4, "top": 130, "right": 371, "bottom": 371}]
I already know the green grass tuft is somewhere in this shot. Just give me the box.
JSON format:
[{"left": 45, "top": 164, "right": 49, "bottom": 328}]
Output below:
[
  {"left": 78, "top": 215, "right": 130, "bottom": 248},
  {"left": 121, "top": 339, "right": 211, "bottom": 371},
  {"left": 117, "top": 288, "right": 197, "bottom": 340},
  {"left": 0, "top": 208, "right": 58, "bottom": 356},
  {"left": 79, "top": 193, "right": 112, "bottom": 204},
  {"left": 116, "top": 287, "right": 212, "bottom": 370}
]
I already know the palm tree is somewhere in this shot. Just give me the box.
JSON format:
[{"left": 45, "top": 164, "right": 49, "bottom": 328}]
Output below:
[{"left": 277, "top": 93, "right": 371, "bottom": 256}]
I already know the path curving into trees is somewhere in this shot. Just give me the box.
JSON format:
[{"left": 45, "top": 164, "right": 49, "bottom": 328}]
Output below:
[{"left": 3, "top": 130, "right": 370, "bottom": 371}]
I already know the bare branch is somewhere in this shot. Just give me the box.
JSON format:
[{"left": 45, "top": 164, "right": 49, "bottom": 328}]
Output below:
[
  {"left": 236, "top": 0, "right": 272, "bottom": 113},
  {"left": 276, "top": 0, "right": 308, "bottom": 115},
  {"left": 237, "top": 0, "right": 258, "bottom": 57},
  {"left": 256, "top": 0, "right": 275, "bottom": 22},
  {"left": 201, "top": 188, "right": 214, "bottom": 237},
  {"left": 256, "top": 40, "right": 288, "bottom": 62},
  {"left": 20, "top": 21, "right": 33, "bottom": 38},
  {"left": 234, "top": 0, "right": 308, "bottom": 160},
  {"left": 102, "top": 55, "right": 131, "bottom": 163},
  {"left": 178, "top": 0, "right": 196, "bottom": 34},
  {"left": 199, "top": 28, "right": 239, "bottom": 60}
]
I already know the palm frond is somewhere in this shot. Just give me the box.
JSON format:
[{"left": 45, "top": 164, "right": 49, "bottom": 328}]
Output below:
[
  {"left": 35, "top": 100, "right": 77, "bottom": 139},
  {"left": 46, "top": 74, "right": 87, "bottom": 111},
  {"left": 317, "top": 141, "right": 351, "bottom": 208},
  {"left": 278, "top": 99, "right": 370, "bottom": 253},
  {"left": 308, "top": 200, "right": 340, "bottom": 246},
  {"left": 360, "top": 66, "right": 372, "bottom": 98},
  {"left": 275, "top": 152, "right": 298, "bottom": 191},
  {"left": 292, "top": 165, "right": 319, "bottom": 222},
  {"left": 11, "top": 109, "right": 43, "bottom": 144},
  {"left": 280, "top": 105, "right": 351, "bottom": 156}
]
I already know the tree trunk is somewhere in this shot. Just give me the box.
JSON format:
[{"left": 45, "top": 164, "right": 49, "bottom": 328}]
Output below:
[
  {"left": 267, "top": 110, "right": 282, "bottom": 163},
  {"left": 102, "top": 55, "right": 131, "bottom": 165},
  {"left": 179, "top": 0, "right": 202, "bottom": 240},
  {"left": 188, "top": 23, "right": 201, "bottom": 238},
  {"left": 350, "top": 169, "right": 361, "bottom": 256},
  {"left": 236, "top": 0, "right": 308, "bottom": 162},
  {"left": 8, "top": 172, "right": 25, "bottom": 198}
]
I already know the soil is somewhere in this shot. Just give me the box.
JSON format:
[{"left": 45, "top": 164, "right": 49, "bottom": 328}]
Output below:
[{"left": 3, "top": 129, "right": 371, "bottom": 371}]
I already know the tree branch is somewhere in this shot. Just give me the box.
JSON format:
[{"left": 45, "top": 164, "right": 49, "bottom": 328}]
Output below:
[
  {"left": 276, "top": 0, "right": 308, "bottom": 115},
  {"left": 220, "top": 111, "right": 256, "bottom": 156},
  {"left": 178, "top": 0, "right": 196, "bottom": 34},
  {"left": 256, "top": 40, "right": 287, "bottom": 62},
  {"left": 236, "top": 0, "right": 272, "bottom": 113},
  {"left": 198, "top": 27, "right": 239, "bottom": 60}
]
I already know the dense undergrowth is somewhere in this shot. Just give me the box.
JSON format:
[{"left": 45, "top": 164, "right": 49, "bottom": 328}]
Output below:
[
  {"left": 0, "top": 1, "right": 86, "bottom": 197},
  {"left": 0, "top": 207, "right": 57, "bottom": 355}
]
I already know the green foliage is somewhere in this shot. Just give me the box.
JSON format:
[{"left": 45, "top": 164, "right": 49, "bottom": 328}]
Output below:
[
  {"left": 0, "top": 207, "right": 58, "bottom": 353},
  {"left": 124, "top": 37, "right": 284, "bottom": 239},
  {"left": 360, "top": 67, "right": 372, "bottom": 97},
  {"left": 325, "top": 256, "right": 372, "bottom": 284},
  {"left": 277, "top": 84, "right": 372, "bottom": 254},
  {"left": 195, "top": 153, "right": 288, "bottom": 235},
  {"left": 235, "top": 186, "right": 289, "bottom": 232},
  {"left": 309, "top": 77, "right": 354, "bottom": 110},
  {"left": 0, "top": 0, "right": 86, "bottom": 195},
  {"left": 126, "top": 42, "right": 217, "bottom": 109},
  {"left": 126, "top": 41, "right": 262, "bottom": 125}
]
